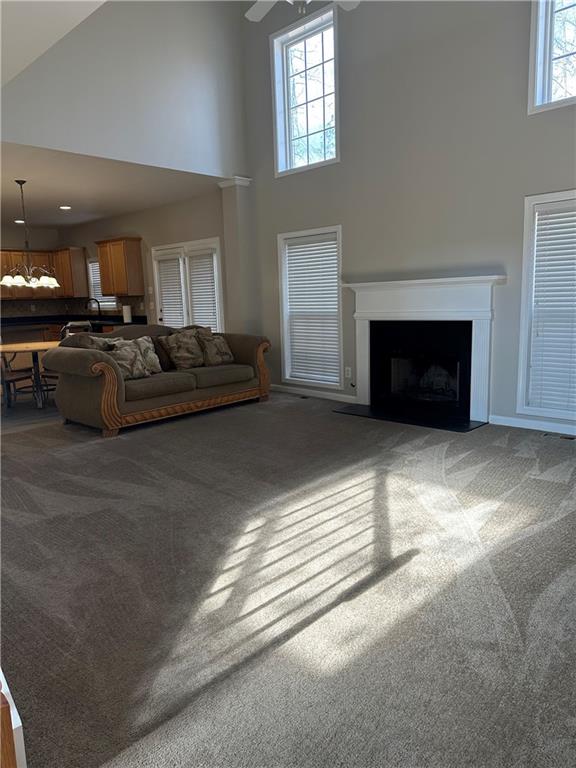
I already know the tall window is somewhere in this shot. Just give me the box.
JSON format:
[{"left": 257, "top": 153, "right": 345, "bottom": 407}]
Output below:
[
  {"left": 87, "top": 260, "right": 117, "bottom": 310},
  {"left": 518, "top": 190, "right": 576, "bottom": 421},
  {"left": 271, "top": 8, "right": 338, "bottom": 175},
  {"left": 530, "top": 0, "right": 576, "bottom": 111},
  {"left": 279, "top": 226, "right": 342, "bottom": 387},
  {"left": 153, "top": 238, "right": 224, "bottom": 331}
]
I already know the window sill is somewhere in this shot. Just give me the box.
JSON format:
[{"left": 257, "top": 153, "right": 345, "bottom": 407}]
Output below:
[
  {"left": 283, "top": 376, "right": 343, "bottom": 390},
  {"left": 275, "top": 155, "right": 340, "bottom": 179},
  {"left": 517, "top": 403, "right": 576, "bottom": 422},
  {"left": 528, "top": 95, "right": 576, "bottom": 115}
]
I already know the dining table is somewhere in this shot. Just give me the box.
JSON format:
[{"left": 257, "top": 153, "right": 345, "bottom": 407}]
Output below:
[{"left": 0, "top": 340, "right": 60, "bottom": 409}]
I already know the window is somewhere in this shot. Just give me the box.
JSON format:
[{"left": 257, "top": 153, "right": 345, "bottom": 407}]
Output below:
[
  {"left": 271, "top": 8, "right": 338, "bottom": 175},
  {"left": 518, "top": 190, "right": 576, "bottom": 420},
  {"left": 152, "top": 238, "right": 224, "bottom": 331},
  {"left": 530, "top": 0, "right": 576, "bottom": 111},
  {"left": 87, "top": 260, "right": 117, "bottom": 309},
  {"left": 279, "top": 226, "right": 342, "bottom": 387}
]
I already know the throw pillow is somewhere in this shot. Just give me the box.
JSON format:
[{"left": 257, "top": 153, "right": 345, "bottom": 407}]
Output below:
[
  {"left": 197, "top": 328, "right": 234, "bottom": 366},
  {"left": 158, "top": 329, "right": 204, "bottom": 370},
  {"left": 134, "top": 336, "right": 162, "bottom": 375},
  {"left": 153, "top": 336, "right": 174, "bottom": 371},
  {"left": 105, "top": 339, "right": 151, "bottom": 380}
]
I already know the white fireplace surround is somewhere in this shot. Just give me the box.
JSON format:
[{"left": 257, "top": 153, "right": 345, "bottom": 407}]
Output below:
[{"left": 344, "top": 275, "right": 506, "bottom": 422}]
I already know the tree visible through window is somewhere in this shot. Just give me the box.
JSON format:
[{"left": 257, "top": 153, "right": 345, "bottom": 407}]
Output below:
[
  {"left": 531, "top": 0, "right": 576, "bottom": 109},
  {"left": 272, "top": 8, "right": 338, "bottom": 173}
]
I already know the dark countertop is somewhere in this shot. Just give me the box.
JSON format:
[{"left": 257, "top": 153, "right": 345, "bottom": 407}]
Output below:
[{"left": 0, "top": 314, "right": 149, "bottom": 328}]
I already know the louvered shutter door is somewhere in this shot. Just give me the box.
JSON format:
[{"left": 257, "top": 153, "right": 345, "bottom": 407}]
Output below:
[
  {"left": 88, "top": 262, "right": 117, "bottom": 309},
  {"left": 187, "top": 252, "right": 220, "bottom": 330},
  {"left": 283, "top": 232, "right": 341, "bottom": 385},
  {"left": 157, "top": 257, "right": 186, "bottom": 327},
  {"left": 527, "top": 204, "right": 576, "bottom": 415}
]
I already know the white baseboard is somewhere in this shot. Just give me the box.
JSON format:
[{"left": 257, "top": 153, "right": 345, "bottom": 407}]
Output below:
[
  {"left": 271, "top": 384, "right": 358, "bottom": 404},
  {"left": 489, "top": 414, "right": 576, "bottom": 436}
]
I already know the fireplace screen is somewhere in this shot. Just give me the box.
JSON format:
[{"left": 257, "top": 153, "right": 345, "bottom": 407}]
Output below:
[
  {"left": 390, "top": 357, "right": 460, "bottom": 403},
  {"left": 370, "top": 320, "right": 472, "bottom": 426}
]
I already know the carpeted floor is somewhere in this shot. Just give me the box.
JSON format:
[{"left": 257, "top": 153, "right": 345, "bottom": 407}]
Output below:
[{"left": 1, "top": 394, "right": 575, "bottom": 768}]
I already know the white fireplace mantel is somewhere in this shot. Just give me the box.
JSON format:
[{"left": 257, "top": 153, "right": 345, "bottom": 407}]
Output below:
[{"left": 343, "top": 275, "right": 506, "bottom": 422}]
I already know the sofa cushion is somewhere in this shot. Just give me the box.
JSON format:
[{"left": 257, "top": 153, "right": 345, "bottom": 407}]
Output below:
[
  {"left": 157, "top": 328, "right": 204, "bottom": 369},
  {"left": 108, "top": 336, "right": 162, "bottom": 376},
  {"left": 104, "top": 339, "right": 154, "bottom": 380},
  {"left": 124, "top": 371, "right": 197, "bottom": 401},
  {"left": 187, "top": 364, "right": 254, "bottom": 388},
  {"left": 152, "top": 336, "right": 174, "bottom": 371},
  {"left": 197, "top": 328, "right": 235, "bottom": 366}
]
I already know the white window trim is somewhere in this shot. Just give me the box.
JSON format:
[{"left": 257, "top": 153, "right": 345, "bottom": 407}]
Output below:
[
  {"left": 278, "top": 224, "right": 343, "bottom": 389},
  {"left": 529, "top": 0, "right": 576, "bottom": 114},
  {"left": 151, "top": 237, "right": 225, "bottom": 331},
  {"left": 270, "top": 4, "right": 341, "bottom": 178},
  {"left": 517, "top": 189, "right": 576, "bottom": 420}
]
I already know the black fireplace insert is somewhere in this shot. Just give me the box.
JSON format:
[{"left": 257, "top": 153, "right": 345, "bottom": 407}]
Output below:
[{"left": 336, "top": 320, "right": 484, "bottom": 432}]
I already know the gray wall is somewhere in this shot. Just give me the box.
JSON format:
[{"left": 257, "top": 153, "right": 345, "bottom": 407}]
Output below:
[
  {"left": 61, "top": 190, "right": 224, "bottom": 321},
  {"left": 1, "top": 223, "right": 60, "bottom": 250},
  {"left": 2, "top": 1, "right": 248, "bottom": 177},
  {"left": 244, "top": 1, "right": 576, "bottom": 426}
]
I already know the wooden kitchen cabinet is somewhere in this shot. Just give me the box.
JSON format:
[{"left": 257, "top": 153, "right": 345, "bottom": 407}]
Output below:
[
  {"left": 96, "top": 237, "right": 144, "bottom": 296},
  {"left": 53, "top": 248, "right": 89, "bottom": 298},
  {"left": 0, "top": 248, "right": 88, "bottom": 300}
]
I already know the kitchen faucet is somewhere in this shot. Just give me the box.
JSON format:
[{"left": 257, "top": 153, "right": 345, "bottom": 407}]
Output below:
[{"left": 86, "top": 297, "right": 102, "bottom": 317}]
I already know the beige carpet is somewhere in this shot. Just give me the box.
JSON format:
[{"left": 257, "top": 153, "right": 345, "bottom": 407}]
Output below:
[{"left": 1, "top": 394, "right": 575, "bottom": 767}]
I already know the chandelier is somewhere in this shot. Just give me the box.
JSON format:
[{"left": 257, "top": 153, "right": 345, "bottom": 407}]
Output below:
[{"left": 0, "top": 180, "right": 61, "bottom": 290}]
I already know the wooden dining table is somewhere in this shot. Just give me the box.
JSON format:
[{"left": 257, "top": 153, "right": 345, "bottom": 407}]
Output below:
[{"left": 0, "top": 340, "right": 60, "bottom": 409}]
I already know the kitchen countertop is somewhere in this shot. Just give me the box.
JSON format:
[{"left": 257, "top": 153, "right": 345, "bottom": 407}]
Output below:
[{"left": 0, "top": 314, "right": 148, "bottom": 328}]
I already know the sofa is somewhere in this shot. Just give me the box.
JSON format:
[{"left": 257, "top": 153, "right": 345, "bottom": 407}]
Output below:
[{"left": 42, "top": 325, "right": 271, "bottom": 437}]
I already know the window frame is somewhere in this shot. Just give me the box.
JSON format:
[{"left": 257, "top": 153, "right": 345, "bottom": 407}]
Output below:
[
  {"left": 270, "top": 5, "right": 340, "bottom": 177},
  {"left": 278, "top": 224, "right": 343, "bottom": 389},
  {"left": 529, "top": 0, "right": 576, "bottom": 114},
  {"left": 151, "top": 237, "right": 225, "bottom": 331},
  {"left": 517, "top": 189, "right": 576, "bottom": 420},
  {"left": 86, "top": 257, "right": 118, "bottom": 310}
]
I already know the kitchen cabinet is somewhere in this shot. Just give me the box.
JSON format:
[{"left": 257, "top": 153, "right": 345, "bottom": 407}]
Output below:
[
  {"left": 53, "top": 248, "right": 89, "bottom": 298},
  {"left": 96, "top": 237, "right": 144, "bottom": 296},
  {"left": 0, "top": 248, "right": 88, "bottom": 300}
]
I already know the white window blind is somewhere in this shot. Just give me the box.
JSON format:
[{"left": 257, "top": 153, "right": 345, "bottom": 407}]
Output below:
[
  {"left": 153, "top": 240, "right": 223, "bottom": 331},
  {"left": 280, "top": 229, "right": 341, "bottom": 386},
  {"left": 157, "top": 257, "right": 186, "bottom": 327},
  {"left": 521, "top": 194, "right": 576, "bottom": 419},
  {"left": 188, "top": 253, "right": 219, "bottom": 329},
  {"left": 87, "top": 261, "right": 117, "bottom": 309}
]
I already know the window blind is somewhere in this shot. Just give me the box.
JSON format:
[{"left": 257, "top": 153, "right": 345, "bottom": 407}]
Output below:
[
  {"left": 282, "top": 231, "right": 341, "bottom": 385},
  {"left": 527, "top": 204, "right": 576, "bottom": 415},
  {"left": 188, "top": 252, "right": 219, "bottom": 330},
  {"left": 157, "top": 257, "right": 186, "bottom": 327},
  {"left": 87, "top": 261, "right": 117, "bottom": 309}
]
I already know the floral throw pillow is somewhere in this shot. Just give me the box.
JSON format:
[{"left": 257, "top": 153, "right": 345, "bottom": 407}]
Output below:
[
  {"left": 197, "top": 328, "right": 234, "bottom": 366},
  {"left": 158, "top": 329, "right": 204, "bottom": 370},
  {"left": 105, "top": 339, "right": 151, "bottom": 380}
]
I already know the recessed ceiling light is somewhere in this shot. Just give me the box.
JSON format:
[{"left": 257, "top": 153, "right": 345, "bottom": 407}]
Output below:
[
  {"left": 59, "top": 205, "right": 72, "bottom": 211},
  {"left": 14, "top": 219, "right": 25, "bottom": 224}
]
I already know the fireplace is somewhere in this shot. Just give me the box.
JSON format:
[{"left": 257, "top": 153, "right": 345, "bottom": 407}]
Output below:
[
  {"left": 370, "top": 320, "right": 473, "bottom": 427},
  {"left": 336, "top": 276, "right": 506, "bottom": 432}
]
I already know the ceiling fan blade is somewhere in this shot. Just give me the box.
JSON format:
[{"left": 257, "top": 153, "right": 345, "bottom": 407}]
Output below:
[
  {"left": 337, "top": 1, "right": 361, "bottom": 10},
  {"left": 245, "top": 1, "right": 278, "bottom": 22}
]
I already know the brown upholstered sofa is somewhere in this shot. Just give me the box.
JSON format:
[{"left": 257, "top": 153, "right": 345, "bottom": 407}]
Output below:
[{"left": 43, "top": 325, "right": 270, "bottom": 437}]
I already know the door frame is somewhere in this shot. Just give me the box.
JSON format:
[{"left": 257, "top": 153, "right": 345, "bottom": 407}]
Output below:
[{"left": 151, "top": 237, "right": 224, "bottom": 330}]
